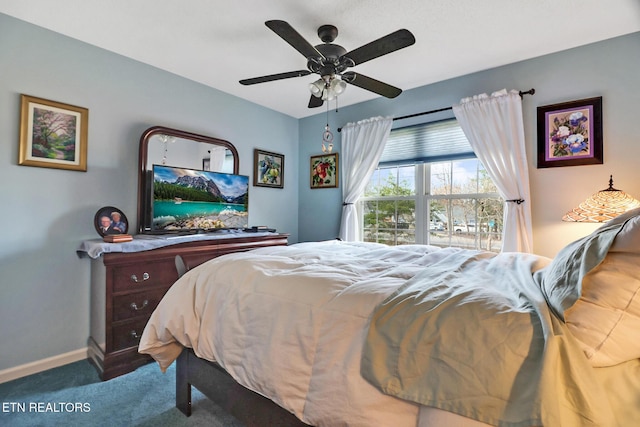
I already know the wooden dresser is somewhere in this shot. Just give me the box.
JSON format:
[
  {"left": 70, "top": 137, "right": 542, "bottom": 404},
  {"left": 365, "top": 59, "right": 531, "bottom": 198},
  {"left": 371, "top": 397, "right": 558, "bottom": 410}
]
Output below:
[{"left": 84, "top": 233, "right": 288, "bottom": 380}]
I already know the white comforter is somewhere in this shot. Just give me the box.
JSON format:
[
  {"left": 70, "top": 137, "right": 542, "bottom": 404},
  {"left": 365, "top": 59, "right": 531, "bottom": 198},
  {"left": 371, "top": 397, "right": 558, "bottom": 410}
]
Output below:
[{"left": 139, "top": 241, "right": 468, "bottom": 426}]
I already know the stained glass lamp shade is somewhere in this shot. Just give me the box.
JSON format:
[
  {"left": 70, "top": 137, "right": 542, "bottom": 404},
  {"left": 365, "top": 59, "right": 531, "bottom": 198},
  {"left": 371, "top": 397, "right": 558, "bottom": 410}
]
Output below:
[{"left": 562, "top": 175, "right": 640, "bottom": 222}]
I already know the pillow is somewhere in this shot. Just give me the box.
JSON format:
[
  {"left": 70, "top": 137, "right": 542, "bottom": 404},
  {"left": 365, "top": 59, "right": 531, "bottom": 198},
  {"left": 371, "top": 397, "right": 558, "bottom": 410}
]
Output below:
[{"left": 536, "top": 207, "right": 640, "bottom": 366}]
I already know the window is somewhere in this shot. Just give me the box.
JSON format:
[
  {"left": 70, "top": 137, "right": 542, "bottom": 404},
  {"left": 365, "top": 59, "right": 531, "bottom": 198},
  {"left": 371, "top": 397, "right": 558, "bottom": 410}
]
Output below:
[{"left": 360, "top": 120, "right": 504, "bottom": 252}]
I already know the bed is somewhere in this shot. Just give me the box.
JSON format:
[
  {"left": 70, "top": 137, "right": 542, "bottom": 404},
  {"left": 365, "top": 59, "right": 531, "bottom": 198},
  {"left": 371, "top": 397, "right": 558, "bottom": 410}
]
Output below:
[{"left": 139, "top": 208, "right": 640, "bottom": 426}]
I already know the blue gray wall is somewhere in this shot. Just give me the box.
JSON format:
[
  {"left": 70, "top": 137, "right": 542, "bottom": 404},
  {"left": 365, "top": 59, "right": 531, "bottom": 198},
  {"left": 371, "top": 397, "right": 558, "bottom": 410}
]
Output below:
[
  {"left": 298, "top": 32, "right": 640, "bottom": 259},
  {"left": 0, "top": 13, "right": 299, "bottom": 372}
]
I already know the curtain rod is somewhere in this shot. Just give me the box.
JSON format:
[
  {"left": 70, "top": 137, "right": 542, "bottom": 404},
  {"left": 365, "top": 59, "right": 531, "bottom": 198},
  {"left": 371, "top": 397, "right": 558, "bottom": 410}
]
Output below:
[{"left": 337, "top": 88, "right": 535, "bottom": 132}]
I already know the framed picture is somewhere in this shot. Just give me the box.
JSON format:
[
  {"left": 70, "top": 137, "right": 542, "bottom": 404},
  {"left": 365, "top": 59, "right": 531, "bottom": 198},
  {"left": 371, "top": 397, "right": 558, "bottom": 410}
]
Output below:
[
  {"left": 310, "top": 153, "right": 339, "bottom": 189},
  {"left": 537, "top": 96, "right": 603, "bottom": 168},
  {"left": 254, "top": 149, "right": 284, "bottom": 188},
  {"left": 19, "top": 94, "right": 89, "bottom": 172},
  {"left": 94, "top": 206, "right": 129, "bottom": 237}
]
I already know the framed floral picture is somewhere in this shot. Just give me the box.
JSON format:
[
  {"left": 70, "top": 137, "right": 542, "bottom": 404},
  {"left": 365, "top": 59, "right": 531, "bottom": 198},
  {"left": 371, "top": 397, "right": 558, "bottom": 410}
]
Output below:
[
  {"left": 536, "top": 96, "right": 603, "bottom": 168},
  {"left": 254, "top": 149, "right": 284, "bottom": 188},
  {"left": 19, "top": 94, "right": 89, "bottom": 171},
  {"left": 310, "top": 153, "right": 339, "bottom": 189}
]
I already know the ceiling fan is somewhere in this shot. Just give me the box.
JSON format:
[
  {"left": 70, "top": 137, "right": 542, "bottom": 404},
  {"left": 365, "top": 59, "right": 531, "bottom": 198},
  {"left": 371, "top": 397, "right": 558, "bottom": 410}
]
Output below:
[{"left": 239, "top": 20, "right": 416, "bottom": 108}]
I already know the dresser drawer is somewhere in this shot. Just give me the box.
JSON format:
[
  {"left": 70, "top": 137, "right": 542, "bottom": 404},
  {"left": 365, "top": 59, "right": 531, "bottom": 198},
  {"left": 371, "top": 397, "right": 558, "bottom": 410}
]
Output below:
[
  {"left": 112, "top": 261, "right": 178, "bottom": 292},
  {"left": 112, "top": 318, "right": 150, "bottom": 351},
  {"left": 112, "top": 288, "right": 168, "bottom": 322}
]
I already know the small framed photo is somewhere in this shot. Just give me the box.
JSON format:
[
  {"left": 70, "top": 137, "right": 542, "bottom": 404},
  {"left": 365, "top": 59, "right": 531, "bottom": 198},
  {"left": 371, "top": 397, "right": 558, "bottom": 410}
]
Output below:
[
  {"left": 94, "top": 206, "right": 129, "bottom": 237},
  {"left": 254, "top": 149, "right": 284, "bottom": 188},
  {"left": 537, "top": 96, "right": 603, "bottom": 168},
  {"left": 19, "top": 94, "right": 89, "bottom": 172},
  {"left": 310, "top": 153, "right": 339, "bottom": 189}
]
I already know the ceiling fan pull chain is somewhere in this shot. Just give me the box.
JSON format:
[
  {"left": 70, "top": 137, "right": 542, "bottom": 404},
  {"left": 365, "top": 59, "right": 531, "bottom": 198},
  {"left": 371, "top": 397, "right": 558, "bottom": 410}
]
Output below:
[{"left": 322, "top": 102, "right": 334, "bottom": 153}]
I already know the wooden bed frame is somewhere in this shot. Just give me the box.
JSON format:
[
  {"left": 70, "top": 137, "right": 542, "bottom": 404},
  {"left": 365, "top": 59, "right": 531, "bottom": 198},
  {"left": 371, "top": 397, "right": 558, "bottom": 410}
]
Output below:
[
  {"left": 176, "top": 348, "right": 310, "bottom": 426},
  {"left": 174, "top": 254, "right": 309, "bottom": 425}
]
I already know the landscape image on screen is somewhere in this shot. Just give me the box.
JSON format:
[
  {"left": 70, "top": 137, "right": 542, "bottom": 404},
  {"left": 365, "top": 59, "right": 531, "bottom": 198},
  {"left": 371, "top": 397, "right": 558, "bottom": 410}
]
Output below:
[{"left": 152, "top": 164, "right": 249, "bottom": 232}]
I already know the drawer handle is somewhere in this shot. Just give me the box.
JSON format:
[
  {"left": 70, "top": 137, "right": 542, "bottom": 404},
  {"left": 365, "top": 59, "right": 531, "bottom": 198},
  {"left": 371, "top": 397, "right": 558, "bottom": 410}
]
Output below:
[
  {"left": 130, "top": 330, "right": 141, "bottom": 340},
  {"left": 130, "top": 300, "right": 149, "bottom": 311},
  {"left": 130, "top": 272, "right": 150, "bottom": 283}
]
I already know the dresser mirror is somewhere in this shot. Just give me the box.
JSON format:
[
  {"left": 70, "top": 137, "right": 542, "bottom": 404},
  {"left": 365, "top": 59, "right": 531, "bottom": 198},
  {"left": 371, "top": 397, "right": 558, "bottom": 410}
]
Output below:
[{"left": 137, "top": 126, "right": 239, "bottom": 234}]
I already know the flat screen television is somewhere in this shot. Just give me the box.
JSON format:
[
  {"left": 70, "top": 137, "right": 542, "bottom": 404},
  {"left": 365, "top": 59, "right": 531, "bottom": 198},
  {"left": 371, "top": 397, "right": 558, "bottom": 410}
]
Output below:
[{"left": 150, "top": 164, "right": 249, "bottom": 233}]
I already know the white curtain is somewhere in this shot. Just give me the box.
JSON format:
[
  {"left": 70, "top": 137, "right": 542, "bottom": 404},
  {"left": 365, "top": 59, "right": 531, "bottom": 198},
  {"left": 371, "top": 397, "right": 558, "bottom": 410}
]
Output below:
[
  {"left": 452, "top": 89, "right": 533, "bottom": 253},
  {"left": 339, "top": 116, "right": 393, "bottom": 241},
  {"left": 208, "top": 147, "right": 227, "bottom": 172}
]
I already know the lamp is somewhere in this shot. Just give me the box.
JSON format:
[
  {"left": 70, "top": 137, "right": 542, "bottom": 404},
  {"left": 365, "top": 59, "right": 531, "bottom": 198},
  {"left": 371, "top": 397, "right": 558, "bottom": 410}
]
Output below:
[
  {"left": 562, "top": 175, "right": 640, "bottom": 222},
  {"left": 329, "top": 77, "right": 347, "bottom": 97},
  {"left": 308, "top": 74, "right": 347, "bottom": 101},
  {"left": 308, "top": 79, "right": 325, "bottom": 97}
]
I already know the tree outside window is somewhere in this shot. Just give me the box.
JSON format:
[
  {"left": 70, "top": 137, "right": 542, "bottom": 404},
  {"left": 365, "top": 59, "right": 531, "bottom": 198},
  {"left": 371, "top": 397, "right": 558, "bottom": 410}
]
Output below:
[{"left": 361, "top": 160, "right": 503, "bottom": 252}]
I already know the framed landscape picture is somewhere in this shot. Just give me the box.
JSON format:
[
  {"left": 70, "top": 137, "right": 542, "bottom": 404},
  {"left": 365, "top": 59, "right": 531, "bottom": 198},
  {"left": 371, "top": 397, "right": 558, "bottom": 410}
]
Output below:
[
  {"left": 19, "top": 94, "right": 89, "bottom": 172},
  {"left": 310, "top": 153, "right": 339, "bottom": 189},
  {"left": 253, "top": 149, "right": 284, "bottom": 188},
  {"left": 537, "top": 96, "right": 602, "bottom": 168}
]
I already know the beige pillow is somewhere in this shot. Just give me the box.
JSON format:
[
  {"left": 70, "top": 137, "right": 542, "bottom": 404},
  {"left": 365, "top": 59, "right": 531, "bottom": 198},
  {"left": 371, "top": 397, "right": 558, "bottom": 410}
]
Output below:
[{"left": 565, "top": 214, "right": 640, "bottom": 366}]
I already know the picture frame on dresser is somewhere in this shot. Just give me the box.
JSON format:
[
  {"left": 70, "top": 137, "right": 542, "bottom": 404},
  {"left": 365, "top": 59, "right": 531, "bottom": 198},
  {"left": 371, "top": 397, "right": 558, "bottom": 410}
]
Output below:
[
  {"left": 18, "top": 94, "right": 89, "bottom": 172},
  {"left": 94, "top": 206, "right": 129, "bottom": 237}
]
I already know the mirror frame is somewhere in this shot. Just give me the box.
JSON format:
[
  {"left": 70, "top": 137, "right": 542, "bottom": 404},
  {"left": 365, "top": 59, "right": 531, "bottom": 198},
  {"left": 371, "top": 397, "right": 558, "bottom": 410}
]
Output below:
[{"left": 136, "top": 126, "right": 240, "bottom": 234}]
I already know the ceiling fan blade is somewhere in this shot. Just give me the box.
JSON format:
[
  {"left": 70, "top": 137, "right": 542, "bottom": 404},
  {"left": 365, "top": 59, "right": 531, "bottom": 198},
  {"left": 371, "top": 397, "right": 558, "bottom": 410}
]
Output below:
[
  {"left": 308, "top": 95, "right": 324, "bottom": 108},
  {"left": 265, "top": 20, "right": 324, "bottom": 59},
  {"left": 240, "top": 70, "right": 311, "bottom": 85},
  {"left": 342, "top": 29, "right": 415, "bottom": 66},
  {"left": 342, "top": 71, "right": 402, "bottom": 98}
]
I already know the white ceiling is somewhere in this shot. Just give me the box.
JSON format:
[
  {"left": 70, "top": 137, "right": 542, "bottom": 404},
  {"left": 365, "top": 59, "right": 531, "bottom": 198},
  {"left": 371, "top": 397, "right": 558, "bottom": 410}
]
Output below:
[{"left": 2, "top": 0, "right": 639, "bottom": 118}]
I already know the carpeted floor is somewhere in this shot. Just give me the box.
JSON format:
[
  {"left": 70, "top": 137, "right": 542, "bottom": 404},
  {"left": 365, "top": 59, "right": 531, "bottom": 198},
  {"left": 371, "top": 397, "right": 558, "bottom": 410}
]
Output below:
[{"left": 0, "top": 359, "right": 244, "bottom": 427}]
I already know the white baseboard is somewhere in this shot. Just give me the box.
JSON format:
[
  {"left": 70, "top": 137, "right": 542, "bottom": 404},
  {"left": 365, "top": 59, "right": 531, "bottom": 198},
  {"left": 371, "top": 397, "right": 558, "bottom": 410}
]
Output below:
[{"left": 0, "top": 348, "right": 88, "bottom": 384}]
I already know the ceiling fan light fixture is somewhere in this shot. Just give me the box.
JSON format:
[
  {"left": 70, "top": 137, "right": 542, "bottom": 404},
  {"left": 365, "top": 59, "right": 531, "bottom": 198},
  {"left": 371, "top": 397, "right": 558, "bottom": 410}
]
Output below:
[
  {"left": 322, "top": 89, "right": 336, "bottom": 101},
  {"left": 309, "top": 79, "right": 325, "bottom": 97},
  {"left": 331, "top": 77, "right": 347, "bottom": 95},
  {"left": 310, "top": 75, "right": 347, "bottom": 100}
]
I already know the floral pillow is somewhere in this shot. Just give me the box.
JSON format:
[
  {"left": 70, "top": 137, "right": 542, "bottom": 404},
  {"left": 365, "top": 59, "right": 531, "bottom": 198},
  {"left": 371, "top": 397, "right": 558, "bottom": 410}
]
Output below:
[{"left": 537, "top": 207, "right": 640, "bottom": 366}]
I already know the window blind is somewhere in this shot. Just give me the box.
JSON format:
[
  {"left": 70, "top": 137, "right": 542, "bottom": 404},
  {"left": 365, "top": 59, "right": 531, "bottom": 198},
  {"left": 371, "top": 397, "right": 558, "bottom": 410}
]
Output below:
[{"left": 378, "top": 118, "right": 475, "bottom": 166}]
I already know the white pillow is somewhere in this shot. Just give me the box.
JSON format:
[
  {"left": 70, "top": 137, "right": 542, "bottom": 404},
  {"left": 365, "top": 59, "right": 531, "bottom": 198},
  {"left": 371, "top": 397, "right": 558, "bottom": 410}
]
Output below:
[{"left": 564, "top": 213, "right": 640, "bottom": 366}]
